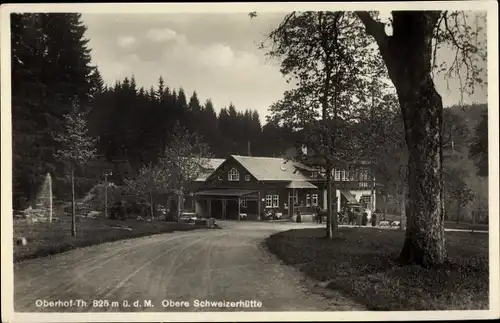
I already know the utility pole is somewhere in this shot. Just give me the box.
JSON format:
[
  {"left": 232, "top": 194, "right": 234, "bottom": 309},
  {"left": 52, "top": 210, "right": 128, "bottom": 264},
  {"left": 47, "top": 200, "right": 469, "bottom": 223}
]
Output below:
[{"left": 103, "top": 171, "right": 112, "bottom": 218}]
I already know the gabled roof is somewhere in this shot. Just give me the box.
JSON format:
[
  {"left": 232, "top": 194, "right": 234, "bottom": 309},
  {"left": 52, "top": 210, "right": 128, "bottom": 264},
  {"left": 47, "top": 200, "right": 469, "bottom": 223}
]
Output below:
[
  {"left": 204, "top": 158, "right": 226, "bottom": 170},
  {"left": 194, "top": 158, "right": 227, "bottom": 181},
  {"left": 180, "top": 157, "right": 225, "bottom": 169},
  {"left": 231, "top": 155, "right": 317, "bottom": 182}
]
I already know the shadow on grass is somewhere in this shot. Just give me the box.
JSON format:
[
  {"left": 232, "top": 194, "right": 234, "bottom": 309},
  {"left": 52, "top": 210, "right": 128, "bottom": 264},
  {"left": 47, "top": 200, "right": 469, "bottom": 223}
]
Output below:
[{"left": 266, "top": 228, "right": 489, "bottom": 311}]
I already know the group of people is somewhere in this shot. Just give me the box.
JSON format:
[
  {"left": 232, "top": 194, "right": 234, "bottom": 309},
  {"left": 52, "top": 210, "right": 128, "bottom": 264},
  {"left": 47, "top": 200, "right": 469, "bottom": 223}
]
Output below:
[{"left": 313, "top": 206, "right": 378, "bottom": 226}]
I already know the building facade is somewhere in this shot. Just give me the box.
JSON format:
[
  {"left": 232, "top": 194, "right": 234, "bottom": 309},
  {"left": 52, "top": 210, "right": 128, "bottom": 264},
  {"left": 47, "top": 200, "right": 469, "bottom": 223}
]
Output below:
[
  {"left": 188, "top": 155, "right": 381, "bottom": 220},
  {"left": 192, "top": 155, "right": 321, "bottom": 220}
]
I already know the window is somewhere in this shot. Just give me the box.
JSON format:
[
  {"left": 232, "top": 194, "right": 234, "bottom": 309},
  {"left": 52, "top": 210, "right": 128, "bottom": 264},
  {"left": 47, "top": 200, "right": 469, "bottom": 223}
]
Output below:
[
  {"left": 241, "top": 198, "right": 247, "bottom": 208},
  {"left": 266, "top": 194, "right": 279, "bottom": 208},
  {"left": 265, "top": 195, "right": 273, "bottom": 208},
  {"left": 228, "top": 168, "right": 239, "bottom": 181},
  {"left": 288, "top": 191, "right": 298, "bottom": 205},
  {"left": 360, "top": 182, "right": 369, "bottom": 188},
  {"left": 311, "top": 171, "right": 318, "bottom": 179},
  {"left": 272, "top": 195, "right": 279, "bottom": 207},
  {"left": 334, "top": 169, "right": 341, "bottom": 181},
  {"left": 244, "top": 174, "right": 251, "bottom": 181},
  {"left": 312, "top": 194, "right": 318, "bottom": 206},
  {"left": 341, "top": 170, "right": 346, "bottom": 181},
  {"left": 306, "top": 194, "right": 311, "bottom": 206}
]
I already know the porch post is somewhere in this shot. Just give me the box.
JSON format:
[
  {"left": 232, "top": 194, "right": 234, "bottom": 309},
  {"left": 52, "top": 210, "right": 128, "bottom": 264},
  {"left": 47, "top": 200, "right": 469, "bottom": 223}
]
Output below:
[
  {"left": 208, "top": 199, "right": 212, "bottom": 218},
  {"left": 323, "top": 187, "right": 327, "bottom": 209},
  {"left": 336, "top": 189, "right": 341, "bottom": 213},
  {"left": 257, "top": 191, "right": 261, "bottom": 220},
  {"left": 238, "top": 197, "right": 241, "bottom": 221},
  {"left": 288, "top": 191, "right": 292, "bottom": 218},
  {"left": 222, "top": 199, "right": 226, "bottom": 220}
]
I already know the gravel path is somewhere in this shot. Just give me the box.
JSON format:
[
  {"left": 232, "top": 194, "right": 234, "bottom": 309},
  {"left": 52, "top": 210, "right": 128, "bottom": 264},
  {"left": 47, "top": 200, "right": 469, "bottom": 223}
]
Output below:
[{"left": 14, "top": 221, "right": 365, "bottom": 312}]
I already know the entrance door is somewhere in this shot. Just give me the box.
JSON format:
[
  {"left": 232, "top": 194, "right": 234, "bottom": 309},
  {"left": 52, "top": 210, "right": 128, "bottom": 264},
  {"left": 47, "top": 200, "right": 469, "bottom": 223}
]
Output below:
[
  {"left": 210, "top": 200, "right": 223, "bottom": 219},
  {"left": 226, "top": 200, "right": 239, "bottom": 220}
]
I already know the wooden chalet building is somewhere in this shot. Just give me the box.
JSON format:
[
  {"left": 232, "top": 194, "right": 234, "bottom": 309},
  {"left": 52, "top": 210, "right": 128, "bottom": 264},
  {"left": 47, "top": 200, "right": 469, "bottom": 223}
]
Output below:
[
  {"left": 190, "top": 155, "right": 322, "bottom": 220},
  {"left": 186, "top": 154, "right": 383, "bottom": 220}
]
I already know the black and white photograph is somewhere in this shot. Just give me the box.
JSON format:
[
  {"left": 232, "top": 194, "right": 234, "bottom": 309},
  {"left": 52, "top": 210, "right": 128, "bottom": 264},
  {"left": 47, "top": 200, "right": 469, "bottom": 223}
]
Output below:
[{"left": 1, "top": 2, "right": 498, "bottom": 322}]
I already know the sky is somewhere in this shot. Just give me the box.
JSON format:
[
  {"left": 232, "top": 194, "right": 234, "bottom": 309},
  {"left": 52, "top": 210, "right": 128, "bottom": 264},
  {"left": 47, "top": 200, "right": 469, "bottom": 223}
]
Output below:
[{"left": 81, "top": 12, "right": 488, "bottom": 122}]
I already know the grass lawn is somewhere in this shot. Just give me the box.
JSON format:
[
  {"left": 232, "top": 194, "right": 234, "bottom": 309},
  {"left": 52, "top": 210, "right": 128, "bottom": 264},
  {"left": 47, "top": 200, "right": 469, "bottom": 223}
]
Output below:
[
  {"left": 13, "top": 216, "right": 206, "bottom": 262},
  {"left": 266, "top": 228, "right": 489, "bottom": 310}
]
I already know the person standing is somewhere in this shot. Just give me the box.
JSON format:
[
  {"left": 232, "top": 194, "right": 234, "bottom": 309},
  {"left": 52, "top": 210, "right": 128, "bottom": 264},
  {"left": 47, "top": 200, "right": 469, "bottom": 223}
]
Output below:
[
  {"left": 347, "top": 208, "right": 354, "bottom": 225},
  {"left": 371, "top": 211, "right": 377, "bottom": 227}
]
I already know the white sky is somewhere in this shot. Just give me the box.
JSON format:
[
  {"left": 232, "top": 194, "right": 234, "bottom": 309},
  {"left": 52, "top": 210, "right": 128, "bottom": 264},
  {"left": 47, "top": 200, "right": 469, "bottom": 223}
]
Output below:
[{"left": 81, "top": 12, "right": 488, "bottom": 122}]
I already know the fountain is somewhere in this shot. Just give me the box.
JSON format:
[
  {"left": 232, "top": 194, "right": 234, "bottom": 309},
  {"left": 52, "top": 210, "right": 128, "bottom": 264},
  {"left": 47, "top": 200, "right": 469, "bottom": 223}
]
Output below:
[{"left": 33, "top": 173, "right": 53, "bottom": 223}]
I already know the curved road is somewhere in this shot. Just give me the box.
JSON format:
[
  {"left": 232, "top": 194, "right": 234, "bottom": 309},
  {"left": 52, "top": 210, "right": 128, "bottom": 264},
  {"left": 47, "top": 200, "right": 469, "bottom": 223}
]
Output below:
[{"left": 14, "top": 221, "right": 364, "bottom": 312}]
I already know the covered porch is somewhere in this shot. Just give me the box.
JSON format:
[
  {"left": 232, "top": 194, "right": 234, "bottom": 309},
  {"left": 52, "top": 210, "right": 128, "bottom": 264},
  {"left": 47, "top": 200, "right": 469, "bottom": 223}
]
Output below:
[
  {"left": 285, "top": 181, "right": 319, "bottom": 217},
  {"left": 194, "top": 189, "right": 260, "bottom": 220}
]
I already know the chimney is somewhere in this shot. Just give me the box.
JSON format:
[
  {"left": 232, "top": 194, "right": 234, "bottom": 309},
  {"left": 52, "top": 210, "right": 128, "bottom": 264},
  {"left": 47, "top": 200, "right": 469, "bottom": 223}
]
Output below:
[{"left": 247, "top": 140, "right": 251, "bottom": 156}]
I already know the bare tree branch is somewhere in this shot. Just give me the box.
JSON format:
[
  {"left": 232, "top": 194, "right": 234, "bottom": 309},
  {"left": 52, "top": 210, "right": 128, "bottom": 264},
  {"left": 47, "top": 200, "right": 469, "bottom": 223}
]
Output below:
[{"left": 355, "top": 11, "right": 388, "bottom": 50}]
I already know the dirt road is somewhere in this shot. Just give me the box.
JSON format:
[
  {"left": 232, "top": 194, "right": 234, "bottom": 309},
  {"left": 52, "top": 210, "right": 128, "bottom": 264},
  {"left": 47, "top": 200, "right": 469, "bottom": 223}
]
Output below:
[{"left": 14, "top": 221, "right": 364, "bottom": 312}]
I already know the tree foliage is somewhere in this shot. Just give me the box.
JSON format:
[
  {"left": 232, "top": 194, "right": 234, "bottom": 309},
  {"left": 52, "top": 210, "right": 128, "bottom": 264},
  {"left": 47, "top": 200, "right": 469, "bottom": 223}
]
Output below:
[
  {"left": 469, "top": 111, "right": 488, "bottom": 177},
  {"left": 263, "top": 11, "right": 390, "bottom": 236},
  {"left": 54, "top": 112, "right": 98, "bottom": 168},
  {"left": 87, "top": 77, "right": 269, "bottom": 170},
  {"left": 357, "top": 93, "right": 407, "bottom": 196},
  {"left": 11, "top": 13, "right": 97, "bottom": 208},
  {"left": 161, "top": 124, "right": 212, "bottom": 195},
  {"left": 255, "top": 10, "right": 486, "bottom": 266},
  {"left": 443, "top": 108, "right": 470, "bottom": 153},
  {"left": 124, "top": 162, "right": 170, "bottom": 218}
]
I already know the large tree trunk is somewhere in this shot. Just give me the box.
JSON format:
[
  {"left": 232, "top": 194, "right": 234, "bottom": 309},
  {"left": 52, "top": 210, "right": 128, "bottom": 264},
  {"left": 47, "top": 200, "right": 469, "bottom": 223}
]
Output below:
[
  {"left": 71, "top": 166, "right": 76, "bottom": 237},
  {"left": 398, "top": 71, "right": 445, "bottom": 265},
  {"left": 325, "top": 164, "right": 333, "bottom": 238},
  {"left": 357, "top": 11, "right": 446, "bottom": 266},
  {"left": 326, "top": 166, "right": 333, "bottom": 238},
  {"left": 331, "top": 181, "right": 338, "bottom": 233}
]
